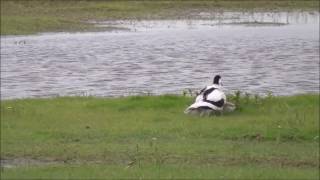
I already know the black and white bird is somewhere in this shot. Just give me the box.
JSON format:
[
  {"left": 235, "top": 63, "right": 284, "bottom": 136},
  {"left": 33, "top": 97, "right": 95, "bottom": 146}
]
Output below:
[{"left": 185, "top": 75, "right": 227, "bottom": 115}]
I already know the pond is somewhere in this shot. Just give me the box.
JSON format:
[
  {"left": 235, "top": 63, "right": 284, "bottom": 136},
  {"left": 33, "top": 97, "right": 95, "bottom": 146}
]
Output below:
[{"left": 1, "top": 11, "right": 319, "bottom": 99}]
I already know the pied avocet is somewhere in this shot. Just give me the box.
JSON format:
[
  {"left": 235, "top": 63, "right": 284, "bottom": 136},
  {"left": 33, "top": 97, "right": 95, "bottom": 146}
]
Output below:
[{"left": 184, "top": 75, "right": 227, "bottom": 116}]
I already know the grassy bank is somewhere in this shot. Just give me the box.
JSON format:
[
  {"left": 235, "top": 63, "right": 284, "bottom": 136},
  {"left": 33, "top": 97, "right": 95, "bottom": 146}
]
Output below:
[
  {"left": 1, "top": 94, "right": 319, "bottom": 179},
  {"left": 1, "top": 0, "right": 319, "bottom": 35}
]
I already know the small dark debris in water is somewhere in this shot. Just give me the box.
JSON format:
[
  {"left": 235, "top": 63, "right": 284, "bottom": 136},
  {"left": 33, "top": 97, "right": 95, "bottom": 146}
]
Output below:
[{"left": 14, "top": 40, "right": 26, "bottom": 45}]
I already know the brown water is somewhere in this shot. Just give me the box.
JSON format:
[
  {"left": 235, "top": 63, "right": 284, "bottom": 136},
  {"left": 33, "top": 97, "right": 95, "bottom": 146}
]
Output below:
[{"left": 1, "top": 11, "right": 319, "bottom": 99}]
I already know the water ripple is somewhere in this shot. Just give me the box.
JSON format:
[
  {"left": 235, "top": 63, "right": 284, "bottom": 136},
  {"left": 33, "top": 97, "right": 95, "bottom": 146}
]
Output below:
[{"left": 1, "top": 12, "right": 319, "bottom": 99}]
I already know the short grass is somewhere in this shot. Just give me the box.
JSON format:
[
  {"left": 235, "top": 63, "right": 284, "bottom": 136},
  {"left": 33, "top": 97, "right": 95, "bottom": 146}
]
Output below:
[
  {"left": 1, "top": 94, "right": 319, "bottom": 179},
  {"left": 1, "top": 0, "right": 319, "bottom": 35}
]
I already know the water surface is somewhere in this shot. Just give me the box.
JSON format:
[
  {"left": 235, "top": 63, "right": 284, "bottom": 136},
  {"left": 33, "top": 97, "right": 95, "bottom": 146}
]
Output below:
[{"left": 1, "top": 11, "right": 319, "bottom": 99}]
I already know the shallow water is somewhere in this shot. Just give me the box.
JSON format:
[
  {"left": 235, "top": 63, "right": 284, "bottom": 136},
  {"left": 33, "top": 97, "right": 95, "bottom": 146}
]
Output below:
[{"left": 1, "top": 11, "right": 319, "bottom": 99}]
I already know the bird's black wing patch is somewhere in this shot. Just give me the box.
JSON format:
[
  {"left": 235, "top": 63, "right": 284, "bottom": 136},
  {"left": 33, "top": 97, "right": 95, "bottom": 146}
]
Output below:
[
  {"left": 203, "top": 87, "right": 216, "bottom": 100},
  {"left": 203, "top": 87, "right": 224, "bottom": 108},
  {"left": 204, "top": 99, "right": 225, "bottom": 108}
]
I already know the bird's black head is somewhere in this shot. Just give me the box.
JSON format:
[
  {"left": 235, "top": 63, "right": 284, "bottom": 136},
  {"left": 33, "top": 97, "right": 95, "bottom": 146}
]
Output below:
[{"left": 213, "top": 75, "right": 222, "bottom": 85}]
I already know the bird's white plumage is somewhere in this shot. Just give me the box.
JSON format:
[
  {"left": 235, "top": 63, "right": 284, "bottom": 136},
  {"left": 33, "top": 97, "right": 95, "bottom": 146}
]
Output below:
[
  {"left": 207, "top": 89, "right": 225, "bottom": 102},
  {"left": 186, "top": 84, "right": 226, "bottom": 111}
]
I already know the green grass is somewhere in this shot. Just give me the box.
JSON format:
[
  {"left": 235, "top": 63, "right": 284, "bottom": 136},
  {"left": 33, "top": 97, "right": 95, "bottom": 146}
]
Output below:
[
  {"left": 1, "top": 94, "right": 319, "bottom": 179},
  {"left": 3, "top": 165, "right": 319, "bottom": 179},
  {"left": 1, "top": 0, "right": 319, "bottom": 35}
]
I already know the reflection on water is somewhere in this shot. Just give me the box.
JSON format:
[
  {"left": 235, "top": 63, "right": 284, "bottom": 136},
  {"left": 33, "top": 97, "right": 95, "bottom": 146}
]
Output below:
[
  {"left": 95, "top": 11, "right": 319, "bottom": 30},
  {"left": 1, "top": 11, "right": 319, "bottom": 99}
]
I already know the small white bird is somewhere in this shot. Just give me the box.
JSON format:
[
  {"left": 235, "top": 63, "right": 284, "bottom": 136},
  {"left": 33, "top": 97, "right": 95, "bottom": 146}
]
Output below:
[{"left": 185, "top": 75, "right": 227, "bottom": 116}]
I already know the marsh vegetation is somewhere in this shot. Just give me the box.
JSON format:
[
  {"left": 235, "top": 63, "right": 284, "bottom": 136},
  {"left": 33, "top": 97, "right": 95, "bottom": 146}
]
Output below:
[
  {"left": 1, "top": 0, "right": 319, "bottom": 35},
  {"left": 1, "top": 94, "right": 319, "bottom": 179}
]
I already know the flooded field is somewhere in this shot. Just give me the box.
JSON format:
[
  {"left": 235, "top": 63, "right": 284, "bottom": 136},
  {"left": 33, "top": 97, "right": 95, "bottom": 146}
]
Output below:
[{"left": 1, "top": 11, "right": 319, "bottom": 99}]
